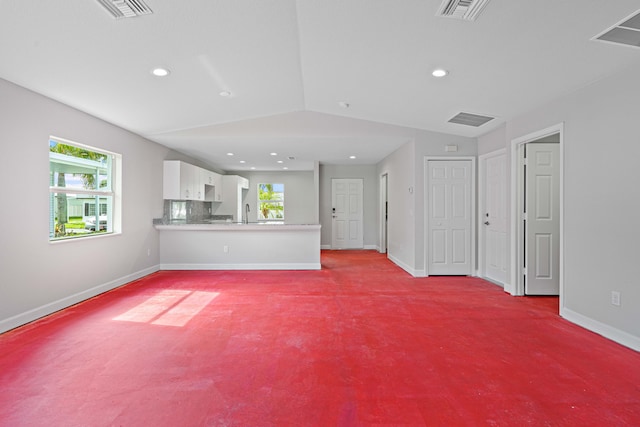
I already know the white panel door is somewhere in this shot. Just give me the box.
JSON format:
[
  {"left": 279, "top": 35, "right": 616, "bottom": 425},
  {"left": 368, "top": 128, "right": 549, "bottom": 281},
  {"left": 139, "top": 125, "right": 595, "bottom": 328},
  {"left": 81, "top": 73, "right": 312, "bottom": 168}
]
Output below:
[
  {"left": 525, "top": 143, "right": 560, "bottom": 295},
  {"left": 428, "top": 160, "right": 472, "bottom": 275},
  {"left": 332, "top": 179, "right": 363, "bottom": 249},
  {"left": 483, "top": 153, "right": 507, "bottom": 284}
]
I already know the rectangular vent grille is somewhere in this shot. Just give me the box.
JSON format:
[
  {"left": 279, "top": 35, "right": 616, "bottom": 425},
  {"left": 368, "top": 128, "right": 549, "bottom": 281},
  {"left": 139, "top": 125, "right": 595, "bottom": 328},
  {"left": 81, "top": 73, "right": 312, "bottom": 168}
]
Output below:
[
  {"left": 96, "top": 0, "right": 153, "bottom": 19},
  {"left": 594, "top": 9, "right": 640, "bottom": 49},
  {"left": 437, "top": 0, "right": 491, "bottom": 21},
  {"left": 448, "top": 112, "right": 494, "bottom": 127}
]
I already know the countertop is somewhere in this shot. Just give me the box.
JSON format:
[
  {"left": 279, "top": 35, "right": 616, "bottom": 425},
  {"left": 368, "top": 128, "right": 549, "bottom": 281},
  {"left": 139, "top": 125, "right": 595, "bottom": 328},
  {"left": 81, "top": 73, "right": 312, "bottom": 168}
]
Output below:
[{"left": 154, "top": 220, "right": 321, "bottom": 232}]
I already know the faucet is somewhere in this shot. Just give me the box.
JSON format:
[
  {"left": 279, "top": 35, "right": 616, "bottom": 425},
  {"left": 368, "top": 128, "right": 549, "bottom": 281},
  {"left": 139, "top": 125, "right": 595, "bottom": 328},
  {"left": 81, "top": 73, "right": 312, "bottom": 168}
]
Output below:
[{"left": 244, "top": 203, "right": 250, "bottom": 224}]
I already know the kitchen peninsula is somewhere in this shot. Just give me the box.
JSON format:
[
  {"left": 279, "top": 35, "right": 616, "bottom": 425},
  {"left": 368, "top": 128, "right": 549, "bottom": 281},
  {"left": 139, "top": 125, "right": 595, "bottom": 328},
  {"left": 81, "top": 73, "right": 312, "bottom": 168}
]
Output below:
[
  {"left": 155, "top": 221, "right": 321, "bottom": 270},
  {"left": 159, "top": 160, "right": 320, "bottom": 270}
]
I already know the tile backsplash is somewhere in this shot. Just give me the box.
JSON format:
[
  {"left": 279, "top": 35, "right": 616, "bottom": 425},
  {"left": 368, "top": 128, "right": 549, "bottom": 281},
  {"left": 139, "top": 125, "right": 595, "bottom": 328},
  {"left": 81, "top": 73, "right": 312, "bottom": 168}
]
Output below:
[{"left": 162, "top": 200, "right": 233, "bottom": 223}]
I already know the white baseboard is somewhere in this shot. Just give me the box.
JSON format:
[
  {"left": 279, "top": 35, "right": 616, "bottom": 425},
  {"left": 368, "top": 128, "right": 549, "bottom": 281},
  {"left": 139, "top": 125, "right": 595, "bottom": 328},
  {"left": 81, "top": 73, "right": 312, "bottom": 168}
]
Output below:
[
  {"left": 160, "top": 263, "right": 321, "bottom": 271},
  {"left": 320, "top": 245, "right": 379, "bottom": 251},
  {"left": 0, "top": 265, "right": 160, "bottom": 334},
  {"left": 478, "top": 275, "right": 505, "bottom": 288},
  {"left": 387, "top": 253, "right": 424, "bottom": 277},
  {"left": 561, "top": 307, "right": 640, "bottom": 352}
]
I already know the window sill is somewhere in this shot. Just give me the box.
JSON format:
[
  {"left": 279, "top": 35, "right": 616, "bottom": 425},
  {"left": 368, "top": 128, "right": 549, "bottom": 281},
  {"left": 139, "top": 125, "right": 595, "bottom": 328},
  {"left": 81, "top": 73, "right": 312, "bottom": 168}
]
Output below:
[{"left": 49, "top": 231, "right": 121, "bottom": 244}]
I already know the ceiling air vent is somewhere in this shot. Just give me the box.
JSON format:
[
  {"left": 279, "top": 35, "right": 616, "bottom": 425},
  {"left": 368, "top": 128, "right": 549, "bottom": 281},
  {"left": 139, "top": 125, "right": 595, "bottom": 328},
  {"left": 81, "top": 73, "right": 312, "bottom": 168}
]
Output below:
[
  {"left": 436, "top": 0, "right": 491, "bottom": 21},
  {"left": 96, "top": 0, "right": 153, "bottom": 19},
  {"left": 594, "top": 9, "right": 640, "bottom": 49},
  {"left": 448, "top": 112, "right": 494, "bottom": 127}
]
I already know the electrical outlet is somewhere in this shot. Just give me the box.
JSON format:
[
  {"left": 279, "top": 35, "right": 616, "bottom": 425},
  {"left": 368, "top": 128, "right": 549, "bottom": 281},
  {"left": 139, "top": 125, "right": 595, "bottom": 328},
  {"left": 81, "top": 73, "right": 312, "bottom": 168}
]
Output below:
[
  {"left": 223, "top": 245, "right": 229, "bottom": 253},
  {"left": 147, "top": 248, "right": 151, "bottom": 257},
  {"left": 611, "top": 291, "right": 621, "bottom": 306}
]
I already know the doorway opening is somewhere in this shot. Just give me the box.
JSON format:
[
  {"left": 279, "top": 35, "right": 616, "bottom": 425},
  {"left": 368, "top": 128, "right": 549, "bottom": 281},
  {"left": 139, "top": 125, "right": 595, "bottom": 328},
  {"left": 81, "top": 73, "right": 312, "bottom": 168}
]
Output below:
[
  {"left": 380, "top": 173, "right": 388, "bottom": 254},
  {"left": 510, "top": 124, "right": 564, "bottom": 302}
]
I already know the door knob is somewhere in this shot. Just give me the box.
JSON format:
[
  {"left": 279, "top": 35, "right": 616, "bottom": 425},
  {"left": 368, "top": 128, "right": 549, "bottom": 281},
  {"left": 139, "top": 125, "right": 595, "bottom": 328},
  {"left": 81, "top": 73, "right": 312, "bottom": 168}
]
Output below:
[{"left": 484, "top": 221, "right": 490, "bottom": 226}]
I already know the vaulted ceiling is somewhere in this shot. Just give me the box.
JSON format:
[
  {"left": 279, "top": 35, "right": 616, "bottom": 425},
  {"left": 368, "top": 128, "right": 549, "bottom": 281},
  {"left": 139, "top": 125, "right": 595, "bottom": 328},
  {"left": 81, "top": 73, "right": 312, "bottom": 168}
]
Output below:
[{"left": 2, "top": 0, "right": 639, "bottom": 170}]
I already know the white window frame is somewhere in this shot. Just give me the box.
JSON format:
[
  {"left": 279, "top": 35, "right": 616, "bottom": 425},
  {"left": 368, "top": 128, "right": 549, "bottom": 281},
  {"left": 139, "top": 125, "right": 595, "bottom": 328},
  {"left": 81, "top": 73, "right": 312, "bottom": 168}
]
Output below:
[
  {"left": 49, "top": 136, "right": 121, "bottom": 241},
  {"left": 257, "top": 183, "right": 285, "bottom": 221}
]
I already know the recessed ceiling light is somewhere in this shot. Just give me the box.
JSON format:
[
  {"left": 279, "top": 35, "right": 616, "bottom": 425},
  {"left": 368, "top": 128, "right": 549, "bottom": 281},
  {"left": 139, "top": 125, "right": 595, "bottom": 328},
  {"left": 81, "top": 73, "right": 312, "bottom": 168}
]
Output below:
[
  {"left": 270, "top": 152, "right": 278, "bottom": 156},
  {"left": 432, "top": 69, "right": 448, "bottom": 77},
  {"left": 226, "top": 152, "right": 234, "bottom": 156},
  {"left": 151, "top": 67, "right": 170, "bottom": 77},
  {"left": 349, "top": 155, "right": 357, "bottom": 159},
  {"left": 277, "top": 160, "right": 283, "bottom": 164},
  {"left": 283, "top": 167, "right": 289, "bottom": 170},
  {"left": 338, "top": 101, "right": 350, "bottom": 108},
  {"left": 239, "top": 160, "right": 246, "bottom": 164},
  {"left": 219, "top": 90, "right": 232, "bottom": 97},
  {"left": 250, "top": 167, "right": 256, "bottom": 170}
]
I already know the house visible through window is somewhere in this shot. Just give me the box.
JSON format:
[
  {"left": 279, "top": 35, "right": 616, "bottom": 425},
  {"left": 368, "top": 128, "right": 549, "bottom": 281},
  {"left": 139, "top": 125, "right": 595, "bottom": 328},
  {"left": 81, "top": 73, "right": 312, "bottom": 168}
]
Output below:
[
  {"left": 84, "top": 203, "right": 107, "bottom": 217},
  {"left": 258, "top": 183, "right": 284, "bottom": 220},
  {"left": 49, "top": 137, "right": 120, "bottom": 240}
]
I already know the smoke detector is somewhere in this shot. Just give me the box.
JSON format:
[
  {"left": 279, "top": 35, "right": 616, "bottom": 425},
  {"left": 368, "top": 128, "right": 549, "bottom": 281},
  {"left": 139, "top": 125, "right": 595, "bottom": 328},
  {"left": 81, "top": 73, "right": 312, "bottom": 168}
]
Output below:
[
  {"left": 436, "top": 0, "right": 491, "bottom": 21},
  {"left": 96, "top": 0, "right": 153, "bottom": 19}
]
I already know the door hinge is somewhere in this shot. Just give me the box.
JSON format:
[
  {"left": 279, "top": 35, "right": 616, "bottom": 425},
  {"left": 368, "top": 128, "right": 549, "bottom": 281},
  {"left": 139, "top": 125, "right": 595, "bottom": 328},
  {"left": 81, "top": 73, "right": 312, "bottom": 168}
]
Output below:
[
  {"left": 522, "top": 212, "right": 528, "bottom": 220},
  {"left": 523, "top": 267, "right": 528, "bottom": 276}
]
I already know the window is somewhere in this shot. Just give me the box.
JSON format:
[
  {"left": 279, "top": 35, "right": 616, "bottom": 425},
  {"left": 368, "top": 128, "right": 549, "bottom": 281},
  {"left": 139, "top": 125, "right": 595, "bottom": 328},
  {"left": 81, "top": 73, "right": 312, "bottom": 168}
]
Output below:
[
  {"left": 84, "top": 202, "right": 107, "bottom": 217},
  {"left": 258, "top": 183, "right": 284, "bottom": 220},
  {"left": 49, "top": 137, "right": 120, "bottom": 240}
]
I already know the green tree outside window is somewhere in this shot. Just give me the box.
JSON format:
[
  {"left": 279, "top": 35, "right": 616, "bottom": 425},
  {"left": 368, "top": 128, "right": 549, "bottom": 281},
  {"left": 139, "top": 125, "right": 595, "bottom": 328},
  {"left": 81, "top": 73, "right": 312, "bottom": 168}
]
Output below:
[
  {"left": 258, "top": 183, "right": 284, "bottom": 220},
  {"left": 49, "top": 138, "right": 115, "bottom": 239}
]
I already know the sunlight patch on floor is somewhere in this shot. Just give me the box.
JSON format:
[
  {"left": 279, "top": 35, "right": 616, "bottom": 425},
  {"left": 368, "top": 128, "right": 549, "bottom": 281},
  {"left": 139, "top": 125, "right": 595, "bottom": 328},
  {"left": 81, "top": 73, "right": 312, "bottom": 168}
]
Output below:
[{"left": 113, "top": 290, "right": 219, "bottom": 327}]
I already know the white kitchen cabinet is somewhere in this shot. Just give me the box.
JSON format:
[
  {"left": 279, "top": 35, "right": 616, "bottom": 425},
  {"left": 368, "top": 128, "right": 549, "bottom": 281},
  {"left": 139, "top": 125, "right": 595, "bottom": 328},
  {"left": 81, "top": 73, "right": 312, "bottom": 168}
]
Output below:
[
  {"left": 202, "top": 169, "right": 214, "bottom": 186},
  {"left": 164, "top": 160, "right": 228, "bottom": 201},
  {"left": 212, "top": 172, "right": 224, "bottom": 201},
  {"left": 164, "top": 161, "right": 194, "bottom": 200},
  {"left": 202, "top": 169, "right": 223, "bottom": 202},
  {"left": 163, "top": 161, "right": 205, "bottom": 200},
  {"left": 192, "top": 165, "right": 202, "bottom": 200},
  {"left": 216, "top": 175, "right": 250, "bottom": 221},
  {"left": 237, "top": 176, "right": 249, "bottom": 189}
]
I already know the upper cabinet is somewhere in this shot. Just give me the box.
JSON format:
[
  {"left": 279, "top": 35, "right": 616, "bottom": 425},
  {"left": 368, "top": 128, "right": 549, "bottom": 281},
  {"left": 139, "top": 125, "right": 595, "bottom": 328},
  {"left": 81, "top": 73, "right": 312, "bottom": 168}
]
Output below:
[
  {"left": 201, "top": 168, "right": 223, "bottom": 202},
  {"left": 164, "top": 161, "right": 198, "bottom": 200},
  {"left": 211, "top": 172, "right": 223, "bottom": 202},
  {"left": 237, "top": 176, "right": 249, "bottom": 190},
  {"left": 218, "top": 175, "right": 251, "bottom": 221},
  {"left": 164, "top": 160, "right": 226, "bottom": 202}
]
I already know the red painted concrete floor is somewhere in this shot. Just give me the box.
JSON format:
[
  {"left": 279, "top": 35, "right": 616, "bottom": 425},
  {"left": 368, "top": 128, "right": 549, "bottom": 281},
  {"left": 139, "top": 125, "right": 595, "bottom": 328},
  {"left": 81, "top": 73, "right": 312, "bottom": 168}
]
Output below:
[{"left": 1, "top": 250, "right": 639, "bottom": 426}]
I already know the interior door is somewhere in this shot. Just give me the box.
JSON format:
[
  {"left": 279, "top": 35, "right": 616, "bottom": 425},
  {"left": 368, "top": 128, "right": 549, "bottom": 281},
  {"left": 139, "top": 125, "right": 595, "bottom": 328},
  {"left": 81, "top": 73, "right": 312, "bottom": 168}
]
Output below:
[
  {"left": 427, "top": 160, "right": 472, "bottom": 275},
  {"left": 524, "top": 143, "right": 560, "bottom": 295},
  {"left": 332, "top": 178, "right": 364, "bottom": 249},
  {"left": 483, "top": 152, "right": 507, "bottom": 284}
]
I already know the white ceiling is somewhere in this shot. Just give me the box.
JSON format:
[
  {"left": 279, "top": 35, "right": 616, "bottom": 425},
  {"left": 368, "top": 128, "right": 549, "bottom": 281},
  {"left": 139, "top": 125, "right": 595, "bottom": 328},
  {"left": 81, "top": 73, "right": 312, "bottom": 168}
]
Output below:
[{"left": 2, "top": 0, "right": 639, "bottom": 171}]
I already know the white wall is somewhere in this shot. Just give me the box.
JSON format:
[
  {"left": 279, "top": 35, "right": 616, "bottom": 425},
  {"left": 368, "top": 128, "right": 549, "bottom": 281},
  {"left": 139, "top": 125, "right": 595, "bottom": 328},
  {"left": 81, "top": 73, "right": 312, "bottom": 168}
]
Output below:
[
  {"left": 319, "top": 164, "right": 378, "bottom": 248},
  {"left": 227, "top": 170, "right": 316, "bottom": 224},
  {"left": 376, "top": 131, "right": 476, "bottom": 275},
  {"left": 477, "top": 124, "right": 506, "bottom": 156},
  {"left": 477, "top": 62, "right": 640, "bottom": 349},
  {"left": 0, "top": 78, "right": 176, "bottom": 332},
  {"left": 376, "top": 142, "right": 416, "bottom": 271}
]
